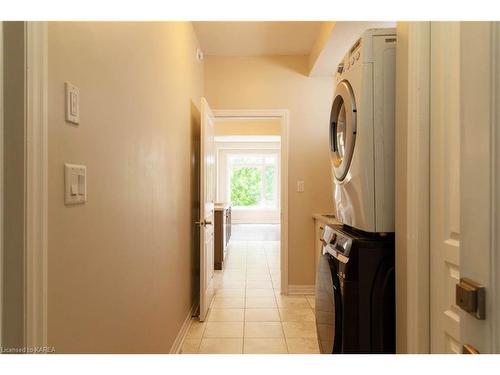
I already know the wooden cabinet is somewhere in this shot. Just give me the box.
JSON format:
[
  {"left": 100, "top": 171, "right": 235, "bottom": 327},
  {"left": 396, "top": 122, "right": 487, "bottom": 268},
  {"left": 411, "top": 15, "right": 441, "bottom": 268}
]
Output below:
[
  {"left": 214, "top": 205, "right": 232, "bottom": 270},
  {"left": 225, "top": 206, "right": 231, "bottom": 247}
]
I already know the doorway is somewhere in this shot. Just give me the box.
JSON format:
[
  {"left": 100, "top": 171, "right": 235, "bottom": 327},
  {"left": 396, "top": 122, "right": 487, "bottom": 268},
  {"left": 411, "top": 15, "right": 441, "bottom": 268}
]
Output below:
[
  {"left": 212, "top": 110, "right": 289, "bottom": 295},
  {"left": 214, "top": 126, "right": 281, "bottom": 297},
  {"left": 186, "top": 109, "right": 320, "bottom": 354}
]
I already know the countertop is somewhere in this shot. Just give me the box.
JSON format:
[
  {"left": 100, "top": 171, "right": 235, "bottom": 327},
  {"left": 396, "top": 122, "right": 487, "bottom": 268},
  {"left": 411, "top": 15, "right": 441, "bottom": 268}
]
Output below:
[
  {"left": 214, "top": 202, "right": 231, "bottom": 211},
  {"left": 312, "top": 213, "right": 341, "bottom": 225}
]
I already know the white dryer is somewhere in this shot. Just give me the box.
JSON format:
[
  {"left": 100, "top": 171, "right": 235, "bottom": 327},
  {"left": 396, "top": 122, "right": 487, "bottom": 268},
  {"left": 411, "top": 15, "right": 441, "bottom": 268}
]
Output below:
[{"left": 330, "top": 28, "right": 396, "bottom": 233}]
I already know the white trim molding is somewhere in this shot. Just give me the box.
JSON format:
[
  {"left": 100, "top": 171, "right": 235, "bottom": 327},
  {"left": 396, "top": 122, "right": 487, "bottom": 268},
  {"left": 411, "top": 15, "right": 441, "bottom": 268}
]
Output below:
[
  {"left": 405, "top": 22, "right": 431, "bottom": 354},
  {"left": 0, "top": 21, "right": 4, "bottom": 348},
  {"left": 493, "top": 21, "right": 500, "bottom": 354},
  {"left": 287, "top": 285, "right": 315, "bottom": 296},
  {"left": 213, "top": 109, "right": 289, "bottom": 295},
  {"left": 491, "top": 22, "right": 500, "bottom": 353},
  {"left": 395, "top": 22, "right": 431, "bottom": 354},
  {"left": 25, "top": 21, "right": 48, "bottom": 350},
  {"left": 170, "top": 302, "right": 199, "bottom": 354}
]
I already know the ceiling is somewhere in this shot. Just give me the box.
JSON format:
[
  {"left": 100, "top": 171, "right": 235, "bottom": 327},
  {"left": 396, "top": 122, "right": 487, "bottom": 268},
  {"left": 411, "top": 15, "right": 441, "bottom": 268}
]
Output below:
[{"left": 192, "top": 21, "right": 324, "bottom": 56}]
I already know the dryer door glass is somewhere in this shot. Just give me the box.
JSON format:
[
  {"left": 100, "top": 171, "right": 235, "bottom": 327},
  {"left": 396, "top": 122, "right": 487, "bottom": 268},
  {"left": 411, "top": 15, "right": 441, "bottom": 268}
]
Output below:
[
  {"left": 336, "top": 103, "right": 347, "bottom": 161},
  {"left": 330, "top": 80, "right": 357, "bottom": 181}
]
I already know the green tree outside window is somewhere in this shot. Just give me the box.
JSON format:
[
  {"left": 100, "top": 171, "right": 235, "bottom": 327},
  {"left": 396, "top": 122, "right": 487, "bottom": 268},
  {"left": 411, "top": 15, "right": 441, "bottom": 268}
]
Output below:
[{"left": 230, "top": 167, "right": 262, "bottom": 206}]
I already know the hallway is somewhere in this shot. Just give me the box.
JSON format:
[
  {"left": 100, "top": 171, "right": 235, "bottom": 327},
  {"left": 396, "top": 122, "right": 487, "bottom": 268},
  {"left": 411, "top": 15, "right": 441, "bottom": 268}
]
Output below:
[
  {"left": 181, "top": 230, "right": 318, "bottom": 354},
  {"left": 230, "top": 224, "right": 280, "bottom": 241}
]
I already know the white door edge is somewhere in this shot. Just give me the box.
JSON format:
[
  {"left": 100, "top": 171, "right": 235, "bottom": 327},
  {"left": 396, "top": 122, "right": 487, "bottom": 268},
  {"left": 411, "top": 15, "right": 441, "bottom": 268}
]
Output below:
[
  {"left": 493, "top": 21, "right": 500, "bottom": 353},
  {"left": 0, "top": 21, "right": 4, "bottom": 348}
]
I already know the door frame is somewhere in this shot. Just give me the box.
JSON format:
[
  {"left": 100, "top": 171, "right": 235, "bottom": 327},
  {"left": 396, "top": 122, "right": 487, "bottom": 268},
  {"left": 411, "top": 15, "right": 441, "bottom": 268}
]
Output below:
[
  {"left": 494, "top": 21, "right": 500, "bottom": 354},
  {"left": 25, "top": 21, "right": 49, "bottom": 349},
  {"left": 212, "top": 109, "right": 290, "bottom": 294},
  {"left": 396, "top": 21, "right": 431, "bottom": 354},
  {"left": 0, "top": 21, "right": 48, "bottom": 351},
  {"left": 0, "top": 21, "right": 4, "bottom": 348}
]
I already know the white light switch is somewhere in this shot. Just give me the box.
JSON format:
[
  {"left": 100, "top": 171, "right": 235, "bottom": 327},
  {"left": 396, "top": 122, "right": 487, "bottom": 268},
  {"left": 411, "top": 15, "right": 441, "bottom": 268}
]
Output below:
[
  {"left": 297, "top": 180, "right": 305, "bottom": 193},
  {"left": 65, "top": 82, "right": 80, "bottom": 124},
  {"left": 65, "top": 163, "right": 87, "bottom": 205}
]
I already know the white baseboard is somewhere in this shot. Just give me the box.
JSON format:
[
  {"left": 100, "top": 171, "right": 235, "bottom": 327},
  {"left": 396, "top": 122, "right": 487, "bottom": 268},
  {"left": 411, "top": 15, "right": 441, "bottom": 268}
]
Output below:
[
  {"left": 169, "top": 301, "right": 199, "bottom": 354},
  {"left": 287, "top": 285, "right": 315, "bottom": 295}
]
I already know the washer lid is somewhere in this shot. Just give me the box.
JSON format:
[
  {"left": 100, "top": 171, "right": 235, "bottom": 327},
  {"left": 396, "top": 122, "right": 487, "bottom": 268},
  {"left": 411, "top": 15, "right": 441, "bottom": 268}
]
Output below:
[{"left": 330, "top": 80, "right": 357, "bottom": 181}]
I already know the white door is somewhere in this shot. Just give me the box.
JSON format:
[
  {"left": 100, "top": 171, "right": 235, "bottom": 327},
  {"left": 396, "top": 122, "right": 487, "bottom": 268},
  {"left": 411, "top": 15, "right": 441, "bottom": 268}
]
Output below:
[
  {"left": 199, "top": 98, "right": 216, "bottom": 321},
  {"left": 430, "top": 21, "right": 499, "bottom": 354},
  {"left": 458, "top": 21, "right": 498, "bottom": 354},
  {"left": 429, "top": 22, "right": 462, "bottom": 353}
]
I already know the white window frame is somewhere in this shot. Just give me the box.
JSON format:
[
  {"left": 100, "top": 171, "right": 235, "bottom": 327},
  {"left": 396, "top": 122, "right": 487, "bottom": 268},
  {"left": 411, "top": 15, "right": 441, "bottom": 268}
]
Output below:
[
  {"left": 227, "top": 152, "right": 279, "bottom": 211},
  {"left": 217, "top": 146, "right": 280, "bottom": 224}
]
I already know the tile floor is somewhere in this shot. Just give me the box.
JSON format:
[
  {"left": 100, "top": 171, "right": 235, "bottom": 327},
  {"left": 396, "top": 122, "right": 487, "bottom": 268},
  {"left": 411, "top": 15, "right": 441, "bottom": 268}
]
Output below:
[
  {"left": 181, "top": 238, "right": 319, "bottom": 354},
  {"left": 230, "top": 224, "right": 280, "bottom": 241}
]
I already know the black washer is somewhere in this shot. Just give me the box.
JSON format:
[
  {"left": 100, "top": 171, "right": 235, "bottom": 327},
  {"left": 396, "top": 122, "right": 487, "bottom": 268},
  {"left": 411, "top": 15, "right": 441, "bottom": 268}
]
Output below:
[{"left": 315, "top": 225, "right": 395, "bottom": 354}]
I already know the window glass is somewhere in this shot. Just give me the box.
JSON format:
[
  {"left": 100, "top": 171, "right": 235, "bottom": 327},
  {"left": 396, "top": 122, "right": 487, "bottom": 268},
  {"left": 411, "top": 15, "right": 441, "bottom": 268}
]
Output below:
[
  {"left": 228, "top": 153, "right": 278, "bottom": 208},
  {"left": 230, "top": 166, "right": 261, "bottom": 206}
]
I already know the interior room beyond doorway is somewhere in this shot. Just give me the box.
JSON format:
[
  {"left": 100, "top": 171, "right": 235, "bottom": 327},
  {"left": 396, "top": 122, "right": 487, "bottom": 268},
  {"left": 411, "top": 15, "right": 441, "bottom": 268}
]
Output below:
[{"left": 215, "top": 118, "right": 281, "bottom": 226}]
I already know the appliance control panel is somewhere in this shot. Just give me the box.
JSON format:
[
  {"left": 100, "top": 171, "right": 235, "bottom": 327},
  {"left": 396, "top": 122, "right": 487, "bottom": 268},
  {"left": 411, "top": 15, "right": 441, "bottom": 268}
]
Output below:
[
  {"left": 322, "top": 225, "right": 336, "bottom": 247},
  {"left": 336, "top": 38, "right": 362, "bottom": 81},
  {"left": 345, "top": 48, "right": 361, "bottom": 72},
  {"left": 322, "top": 225, "right": 352, "bottom": 264}
]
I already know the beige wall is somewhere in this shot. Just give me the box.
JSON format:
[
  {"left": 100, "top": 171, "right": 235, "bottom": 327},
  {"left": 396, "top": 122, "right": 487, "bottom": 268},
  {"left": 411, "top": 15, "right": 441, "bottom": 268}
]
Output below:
[
  {"left": 47, "top": 22, "right": 203, "bottom": 353},
  {"left": 205, "top": 56, "right": 334, "bottom": 286},
  {"left": 215, "top": 118, "right": 281, "bottom": 136}
]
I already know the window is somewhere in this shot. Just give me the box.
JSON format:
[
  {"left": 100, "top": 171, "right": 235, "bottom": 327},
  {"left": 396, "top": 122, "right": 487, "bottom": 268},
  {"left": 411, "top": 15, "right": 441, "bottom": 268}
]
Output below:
[{"left": 228, "top": 154, "right": 278, "bottom": 209}]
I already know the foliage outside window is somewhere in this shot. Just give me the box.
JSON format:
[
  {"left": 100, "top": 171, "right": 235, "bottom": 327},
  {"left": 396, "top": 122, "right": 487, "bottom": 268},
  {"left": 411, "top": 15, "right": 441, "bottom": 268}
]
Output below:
[{"left": 228, "top": 154, "right": 277, "bottom": 208}]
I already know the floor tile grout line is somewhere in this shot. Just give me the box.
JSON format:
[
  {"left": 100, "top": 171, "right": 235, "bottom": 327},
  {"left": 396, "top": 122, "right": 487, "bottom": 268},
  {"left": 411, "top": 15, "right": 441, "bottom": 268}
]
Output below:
[
  {"left": 242, "top": 240, "right": 248, "bottom": 354},
  {"left": 197, "top": 236, "right": 314, "bottom": 354},
  {"left": 264, "top": 239, "right": 289, "bottom": 353}
]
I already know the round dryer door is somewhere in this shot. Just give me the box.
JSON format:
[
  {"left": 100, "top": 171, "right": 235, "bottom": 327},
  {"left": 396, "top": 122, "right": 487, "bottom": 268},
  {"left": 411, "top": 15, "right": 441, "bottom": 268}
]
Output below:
[{"left": 330, "top": 80, "right": 357, "bottom": 181}]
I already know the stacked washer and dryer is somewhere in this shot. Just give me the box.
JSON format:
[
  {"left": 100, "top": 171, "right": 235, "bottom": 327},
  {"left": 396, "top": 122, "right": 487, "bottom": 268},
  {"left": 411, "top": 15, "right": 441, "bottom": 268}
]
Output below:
[{"left": 315, "top": 28, "right": 397, "bottom": 354}]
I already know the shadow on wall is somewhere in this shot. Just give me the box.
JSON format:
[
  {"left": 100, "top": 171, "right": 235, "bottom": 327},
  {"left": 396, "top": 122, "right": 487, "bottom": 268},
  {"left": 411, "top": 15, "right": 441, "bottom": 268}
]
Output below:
[
  {"left": 190, "top": 100, "right": 201, "bottom": 308},
  {"left": 260, "top": 55, "right": 309, "bottom": 76},
  {"left": 2, "top": 21, "right": 26, "bottom": 350}
]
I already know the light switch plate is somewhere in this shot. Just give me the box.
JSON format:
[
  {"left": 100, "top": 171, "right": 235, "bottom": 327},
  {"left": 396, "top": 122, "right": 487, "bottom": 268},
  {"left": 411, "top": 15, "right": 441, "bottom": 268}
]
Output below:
[
  {"left": 297, "top": 180, "right": 305, "bottom": 193},
  {"left": 65, "top": 163, "right": 87, "bottom": 205},
  {"left": 65, "top": 82, "right": 80, "bottom": 124}
]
